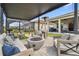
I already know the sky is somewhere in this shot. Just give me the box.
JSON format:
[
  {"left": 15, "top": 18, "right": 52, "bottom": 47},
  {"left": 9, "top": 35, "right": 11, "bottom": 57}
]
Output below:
[
  {"left": 40, "top": 3, "right": 74, "bottom": 18},
  {"left": 2, "top": 3, "right": 79, "bottom": 26},
  {"left": 32, "top": 3, "right": 79, "bottom": 21}
]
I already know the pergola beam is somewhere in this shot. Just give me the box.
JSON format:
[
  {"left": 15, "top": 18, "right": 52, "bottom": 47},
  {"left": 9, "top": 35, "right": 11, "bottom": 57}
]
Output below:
[{"left": 1, "top": 3, "right": 68, "bottom": 20}]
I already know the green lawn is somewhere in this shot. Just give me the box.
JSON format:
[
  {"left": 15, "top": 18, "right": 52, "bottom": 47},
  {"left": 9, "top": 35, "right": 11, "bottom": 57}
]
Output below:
[{"left": 48, "top": 33, "right": 63, "bottom": 37}]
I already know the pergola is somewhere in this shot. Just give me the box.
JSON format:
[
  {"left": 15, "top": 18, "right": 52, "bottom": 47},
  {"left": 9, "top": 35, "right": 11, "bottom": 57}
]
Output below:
[
  {"left": 1, "top": 3, "right": 67, "bottom": 20},
  {"left": 0, "top": 3, "right": 68, "bottom": 33},
  {"left": 1, "top": 3, "right": 78, "bottom": 33},
  {"left": 0, "top": 3, "right": 79, "bottom": 56}
]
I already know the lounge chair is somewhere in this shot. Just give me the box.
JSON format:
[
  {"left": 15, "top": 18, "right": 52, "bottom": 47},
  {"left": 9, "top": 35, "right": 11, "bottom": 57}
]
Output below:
[
  {"left": 54, "top": 33, "right": 79, "bottom": 56},
  {"left": 54, "top": 33, "right": 70, "bottom": 48},
  {"left": 0, "top": 33, "right": 33, "bottom": 56}
]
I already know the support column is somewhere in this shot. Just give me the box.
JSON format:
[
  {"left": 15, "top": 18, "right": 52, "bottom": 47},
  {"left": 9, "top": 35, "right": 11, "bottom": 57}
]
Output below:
[
  {"left": 18, "top": 21, "right": 21, "bottom": 39},
  {"left": 6, "top": 19, "right": 10, "bottom": 34},
  {"left": 32, "top": 22, "right": 35, "bottom": 34},
  {"left": 42, "top": 17, "right": 48, "bottom": 39},
  {"left": 29, "top": 23, "right": 32, "bottom": 35},
  {"left": 0, "top": 6, "right": 4, "bottom": 34},
  {"left": 6, "top": 17, "right": 7, "bottom": 33},
  {"left": 34, "top": 22, "right": 35, "bottom": 31},
  {"left": 47, "top": 19, "right": 49, "bottom": 32},
  {"left": 38, "top": 17, "right": 40, "bottom": 31},
  {"left": 73, "top": 3, "right": 78, "bottom": 32},
  {"left": 19, "top": 21, "right": 20, "bottom": 32},
  {"left": 58, "top": 19, "right": 61, "bottom": 33},
  {"left": 7, "top": 21, "right": 9, "bottom": 30}
]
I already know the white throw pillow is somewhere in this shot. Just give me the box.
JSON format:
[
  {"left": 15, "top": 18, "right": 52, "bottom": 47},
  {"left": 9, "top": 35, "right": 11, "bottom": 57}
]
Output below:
[
  {"left": 5, "top": 35, "right": 14, "bottom": 45},
  {"left": 0, "top": 43, "right": 3, "bottom": 56},
  {"left": 0, "top": 33, "right": 6, "bottom": 44},
  {"left": 13, "top": 38, "right": 27, "bottom": 51}
]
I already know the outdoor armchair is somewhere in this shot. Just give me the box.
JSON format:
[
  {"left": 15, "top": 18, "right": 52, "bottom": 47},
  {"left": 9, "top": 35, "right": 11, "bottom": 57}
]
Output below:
[
  {"left": 55, "top": 34, "right": 79, "bottom": 56},
  {"left": 57, "top": 39, "right": 79, "bottom": 56}
]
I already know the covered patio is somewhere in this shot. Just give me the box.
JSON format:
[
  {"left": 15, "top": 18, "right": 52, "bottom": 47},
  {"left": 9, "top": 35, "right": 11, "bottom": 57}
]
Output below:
[
  {"left": 0, "top": 3, "right": 79, "bottom": 56},
  {"left": 0, "top": 3, "right": 67, "bottom": 33}
]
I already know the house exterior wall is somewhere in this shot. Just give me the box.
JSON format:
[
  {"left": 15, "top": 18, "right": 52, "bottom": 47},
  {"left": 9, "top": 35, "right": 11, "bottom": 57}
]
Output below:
[
  {"left": 49, "top": 18, "right": 74, "bottom": 32},
  {"left": 34, "top": 16, "right": 79, "bottom": 32},
  {"left": 34, "top": 21, "right": 49, "bottom": 32},
  {"left": 34, "top": 22, "right": 45, "bottom": 31},
  {"left": 49, "top": 23, "right": 57, "bottom": 29},
  {"left": 61, "top": 18, "right": 73, "bottom": 31},
  {"left": 34, "top": 23, "right": 38, "bottom": 32}
]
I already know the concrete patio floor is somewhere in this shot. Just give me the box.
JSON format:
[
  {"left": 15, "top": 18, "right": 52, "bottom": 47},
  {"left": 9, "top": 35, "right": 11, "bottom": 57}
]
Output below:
[
  {"left": 32, "top": 37, "right": 58, "bottom": 56},
  {"left": 22, "top": 36, "right": 79, "bottom": 56},
  {"left": 31, "top": 37, "right": 78, "bottom": 56}
]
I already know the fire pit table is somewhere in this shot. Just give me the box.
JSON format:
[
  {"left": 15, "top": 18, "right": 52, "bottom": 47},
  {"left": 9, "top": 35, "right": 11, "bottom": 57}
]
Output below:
[{"left": 27, "top": 36, "right": 44, "bottom": 50}]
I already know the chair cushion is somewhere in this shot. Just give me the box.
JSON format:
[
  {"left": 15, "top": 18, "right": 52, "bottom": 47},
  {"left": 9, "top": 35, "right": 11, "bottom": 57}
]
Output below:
[
  {"left": 69, "top": 34, "right": 79, "bottom": 41},
  {"left": 0, "top": 33, "right": 6, "bottom": 44},
  {"left": 2, "top": 43, "right": 20, "bottom": 56},
  {"left": 0, "top": 43, "right": 3, "bottom": 56},
  {"left": 61, "top": 33, "right": 70, "bottom": 40},
  {"left": 13, "top": 38, "right": 27, "bottom": 51},
  {"left": 5, "top": 36, "right": 14, "bottom": 45}
]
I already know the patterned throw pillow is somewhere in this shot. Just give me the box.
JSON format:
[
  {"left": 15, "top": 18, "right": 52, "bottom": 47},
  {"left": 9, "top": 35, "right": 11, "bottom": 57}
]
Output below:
[
  {"left": 0, "top": 33, "right": 6, "bottom": 44},
  {"left": 5, "top": 36, "right": 14, "bottom": 45},
  {"left": 2, "top": 43, "right": 20, "bottom": 56}
]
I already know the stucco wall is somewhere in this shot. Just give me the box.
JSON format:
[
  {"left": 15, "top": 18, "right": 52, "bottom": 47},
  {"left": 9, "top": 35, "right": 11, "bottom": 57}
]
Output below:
[
  {"left": 61, "top": 18, "right": 73, "bottom": 31},
  {"left": 49, "top": 18, "right": 73, "bottom": 31}
]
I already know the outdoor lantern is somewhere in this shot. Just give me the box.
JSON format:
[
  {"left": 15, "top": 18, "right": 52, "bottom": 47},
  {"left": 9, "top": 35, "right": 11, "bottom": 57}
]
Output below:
[{"left": 42, "top": 16, "right": 49, "bottom": 23}]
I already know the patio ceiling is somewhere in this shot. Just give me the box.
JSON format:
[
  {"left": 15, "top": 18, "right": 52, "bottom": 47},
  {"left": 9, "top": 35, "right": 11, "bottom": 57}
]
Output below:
[{"left": 2, "top": 3, "right": 67, "bottom": 21}]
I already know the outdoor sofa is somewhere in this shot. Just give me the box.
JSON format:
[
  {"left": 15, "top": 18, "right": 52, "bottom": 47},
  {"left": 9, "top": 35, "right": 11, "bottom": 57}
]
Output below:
[{"left": 0, "top": 33, "right": 33, "bottom": 56}]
